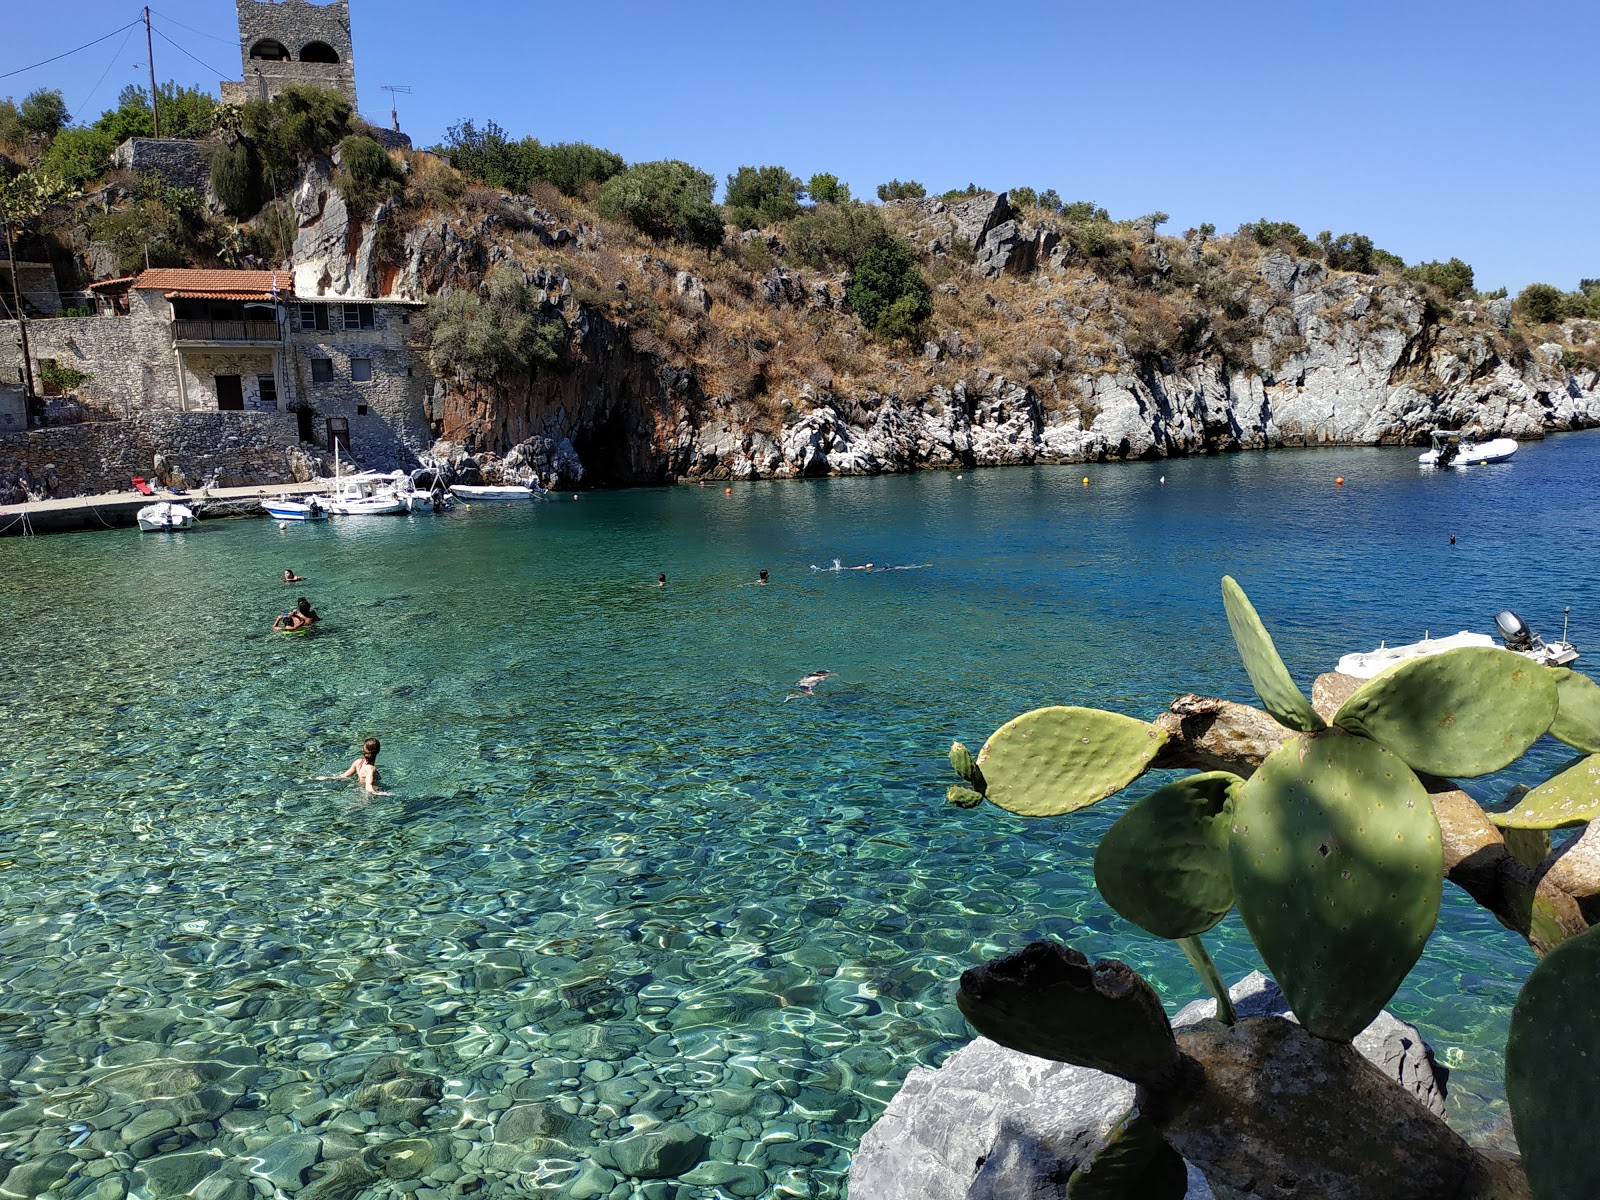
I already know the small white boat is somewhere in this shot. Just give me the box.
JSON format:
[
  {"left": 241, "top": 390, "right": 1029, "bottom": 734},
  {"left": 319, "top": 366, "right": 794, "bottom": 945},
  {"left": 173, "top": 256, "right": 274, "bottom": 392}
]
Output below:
[
  {"left": 1337, "top": 610, "right": 1578, "bottom": 679},
  {"left": 261, "top": 497, "right": 329, "bottom": 522},
  {"left": 315, "top": 473, "right": 410, "bottom": 516},
  {"left": 450, "top": 482, "right": 547, "bottom": 502},
  {"left": 136, "top": 502, "right": 196, "bottom": 532},
  {"left": 1419, "top": 430, "right": 1518, "bottom": 468}
]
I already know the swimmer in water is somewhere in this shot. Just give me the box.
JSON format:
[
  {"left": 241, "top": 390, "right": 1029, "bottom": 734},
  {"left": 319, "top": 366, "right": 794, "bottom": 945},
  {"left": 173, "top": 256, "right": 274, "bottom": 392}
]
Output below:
[
  {"left": 317, "top": 736, "right": 390, "bottom": 795},
  {"left": 784, "top": 670, "right": 837, "bottom": 701},
  {"left": 282, "top": 568, "right": 304, "bottom": 583},
  {"left": 657, "top": 573, "right": 667, "bottom": 587}
]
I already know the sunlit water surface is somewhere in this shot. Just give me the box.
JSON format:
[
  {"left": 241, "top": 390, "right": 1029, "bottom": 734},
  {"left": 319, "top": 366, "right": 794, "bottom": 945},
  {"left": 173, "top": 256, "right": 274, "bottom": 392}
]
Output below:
[{"left": 5, "top": 436, "right": 1599, "bottom": 1198}]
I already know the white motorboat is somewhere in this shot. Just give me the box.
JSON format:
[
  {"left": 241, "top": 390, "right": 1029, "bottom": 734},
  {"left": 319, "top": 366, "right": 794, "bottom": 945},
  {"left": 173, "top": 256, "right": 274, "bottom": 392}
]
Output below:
[
  {"left": 1418, "top": 430, "right": 1518, "bottom": 468},
  {"left": 261, "top": 496, "right": 329, "bottom": 522},
  {"left": 450, "top": 482, "right": 547, "bottom": 501},
  {"left": 1337, "top": 609, "right": 1578, "bottom": 679},
  {"left": 136, "top": 502, "right": 196, "bottom": 532},
  {"left": 315, "top": 472, "right": 410, "bottom": 516}
]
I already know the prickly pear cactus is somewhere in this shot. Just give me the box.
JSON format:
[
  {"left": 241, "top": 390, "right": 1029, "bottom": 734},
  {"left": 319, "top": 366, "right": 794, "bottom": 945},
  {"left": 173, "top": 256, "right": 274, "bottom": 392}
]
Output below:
[
  {"left": 1549, "top": 668, "right": 1600, "bottom": 753},
  {"left": 1220, "top": 576, "right": 1324, "bottom": 733},
  {"left": 1230, "top": 727, "right": 1441, "bottom": 1040},
  {"left": 1332, "top": 646, "right": 1557, "bottom": 777},
  {"left": 1506, "top": 924, "right": 1600, "bottom": 1199},
  {"left": 976, "top": 706, "right": 1167, "bottom": 818},
  {"left": 947, "top": 785, "right": 984, "bottom": 809},
  {"left": 1094, "top": 772, "right": 1241, "bottom": 939},
  {"left": 1490, "top": 754, "right": 1600, "bottom": 830},
  {"left": 949, "top": 741, "right": 985, "bottom": 792}
]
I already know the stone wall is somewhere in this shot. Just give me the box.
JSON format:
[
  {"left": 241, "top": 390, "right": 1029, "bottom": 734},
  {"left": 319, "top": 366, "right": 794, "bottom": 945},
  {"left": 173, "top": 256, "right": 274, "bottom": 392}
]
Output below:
[
  {"left": 0, "top": 262, "right": 64, "bottom": 318},
  {"left": 229, "top": 0, "right": 357, "bottom": 107},
  {"left": 111, "top": 139, "right": 209, "bottom": 194},
  {"left": 0, "top": 411, "right": 306, "bottom": 502},
  {"left": 0, "top": 314, "right": 166, "bottom": 416}
]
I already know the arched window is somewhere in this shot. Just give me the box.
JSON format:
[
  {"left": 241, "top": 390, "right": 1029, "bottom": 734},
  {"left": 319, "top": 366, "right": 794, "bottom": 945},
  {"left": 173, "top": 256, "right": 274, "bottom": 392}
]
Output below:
[
  {"left": 248, "top": 39, "right": 291, "bottom": 61},
  {"left": 299, "top": 41, "right": 341, "bottom": 63}
]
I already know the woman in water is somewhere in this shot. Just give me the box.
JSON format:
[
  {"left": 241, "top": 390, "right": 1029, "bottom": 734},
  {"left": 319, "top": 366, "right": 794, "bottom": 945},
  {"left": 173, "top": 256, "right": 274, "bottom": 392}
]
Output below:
[{"left": 317, "top": 737, "right": 390, "bottom": 795}]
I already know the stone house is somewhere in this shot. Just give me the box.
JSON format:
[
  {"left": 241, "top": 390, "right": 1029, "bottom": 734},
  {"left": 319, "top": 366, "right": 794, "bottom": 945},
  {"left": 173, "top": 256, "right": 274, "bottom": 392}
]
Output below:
[{"left": 0, "top": 267, "right": 429, "bottom": 463}]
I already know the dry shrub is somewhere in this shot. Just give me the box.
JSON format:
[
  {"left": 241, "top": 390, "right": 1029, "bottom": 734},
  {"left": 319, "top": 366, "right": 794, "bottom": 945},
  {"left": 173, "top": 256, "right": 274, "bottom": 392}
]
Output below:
[
  {"left": 1121, "top": 292, "right": 1196, "bottom": 362},
  {"left": 406, "top": 152, "right": 464, "bottom": 213}
]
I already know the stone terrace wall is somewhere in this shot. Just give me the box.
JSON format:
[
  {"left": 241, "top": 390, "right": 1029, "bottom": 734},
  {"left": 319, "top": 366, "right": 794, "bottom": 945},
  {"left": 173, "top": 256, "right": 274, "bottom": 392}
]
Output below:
[
  {"left": 0, "top": 411, "right": 309, "bottom": 503},
  {"left": 0, "top": 313, "right": 175, "bottom": 415},
  {"left": 111, "top": 139, "right": 210, "bottom": 194}
]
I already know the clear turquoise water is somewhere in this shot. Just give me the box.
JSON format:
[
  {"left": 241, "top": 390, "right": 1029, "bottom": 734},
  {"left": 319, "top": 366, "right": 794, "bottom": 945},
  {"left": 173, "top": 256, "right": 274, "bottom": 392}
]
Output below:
[{"left": 3, "top": 436, "right": 1597, "bottom": 1197}]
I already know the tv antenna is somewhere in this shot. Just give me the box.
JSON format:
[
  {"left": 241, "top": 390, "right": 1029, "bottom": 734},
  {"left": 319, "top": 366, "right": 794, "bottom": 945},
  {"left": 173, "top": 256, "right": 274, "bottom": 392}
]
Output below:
[{"left": 380, "top": 84, "right": 412, "bottom": 132}]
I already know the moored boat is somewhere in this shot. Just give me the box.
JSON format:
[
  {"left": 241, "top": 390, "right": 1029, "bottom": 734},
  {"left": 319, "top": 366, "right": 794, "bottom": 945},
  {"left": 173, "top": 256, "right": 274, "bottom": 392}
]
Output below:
[
  {"left": 1419, "top": 430, "right": 1517, "bottom": 468},
  {"left": 1337, "top": 609, "right": 1578, "bottom": 679},
  {"left": 261, "top": 496, "right": 329, "bottom": 522},
  {"left": 450, "top": 482, "right": 547, "bottom": 501},
  {"left": 136, "top": 502, "right": 197, "bottom": 532}
]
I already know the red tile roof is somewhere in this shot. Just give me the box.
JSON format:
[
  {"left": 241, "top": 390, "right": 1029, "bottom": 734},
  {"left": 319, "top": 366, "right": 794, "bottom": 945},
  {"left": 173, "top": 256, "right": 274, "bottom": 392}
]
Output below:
[
  {"left": 131, "top": 268, "right": 293, "bottom": 300},
  {"left": 86, "top": 276, "right": 136, "bottom": 290}
]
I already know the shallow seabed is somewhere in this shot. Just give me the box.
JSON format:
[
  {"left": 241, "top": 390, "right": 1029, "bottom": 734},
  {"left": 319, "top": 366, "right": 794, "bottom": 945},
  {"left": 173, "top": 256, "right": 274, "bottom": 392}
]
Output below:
[{"left": 4, "top": 436, "right": 1598, "bottom": 1199}]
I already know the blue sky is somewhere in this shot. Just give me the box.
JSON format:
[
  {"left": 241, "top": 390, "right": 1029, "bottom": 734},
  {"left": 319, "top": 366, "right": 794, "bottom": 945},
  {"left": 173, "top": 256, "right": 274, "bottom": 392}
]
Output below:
[{"left": 5, "top": 0, "right": 1596, "bottom": 294}]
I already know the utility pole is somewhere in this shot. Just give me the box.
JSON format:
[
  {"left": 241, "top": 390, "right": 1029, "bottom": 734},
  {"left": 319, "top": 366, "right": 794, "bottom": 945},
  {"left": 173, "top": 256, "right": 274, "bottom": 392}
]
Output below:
[
  {"left": 143, "top": 7, "right": 161, "bottom": 138},
  {"left": 0, "top": 192, "right": 37, "bottom": 408}
]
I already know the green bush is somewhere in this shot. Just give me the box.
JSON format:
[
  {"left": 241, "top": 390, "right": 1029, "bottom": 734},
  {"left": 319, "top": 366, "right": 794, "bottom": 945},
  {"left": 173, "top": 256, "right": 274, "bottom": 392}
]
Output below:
[
  {"left": 1407, "top": 257, "right": 1475, "bottom": 299},
  {"left": 1242, "top": 219, "right": 1315, "bottom": 255},
  {"left": 940, "top": 183, "right": 984, "bottom": 202},
  {"left": 38, "top": 360, "right": 90, "bottom": 391},
  {"left": 786, "top": 201, "right": 887, "bottom": 271},
  {"left": 425, "top": 261, "right": 566, "bottom": 382},
  {"left": 89, "top": 175, "right": 209, "bottom": 273},
  {"left": 39, "top": 127, "right": 116, "bottom": 189},
  {"left": 595, "top": 159, "right": 723, "bottom": 249},
  {"left": 335, "top": 134, "right": 404, "bottom": 216},
  {"left": 1060, "top": 200, "right": 1109, "bottom": 222},
  {"left": 723, "top": 164, "right": 804, "bottom": 229},
  {"left": 210, "top": 138, "right": 266, "bottom": 218},
  {"left": 1517, "top": 282, "right": 1565, "bottom": 324},
  {"left": 846, "top": 236, "right": 932, "bottom": 340},
  {"left": 1323, "top": 233, "right": 1379, "bottom": 274},
  {"left": 807, "top": 172, "right": 849, "bottom": 205},
  {"left": 439, "top": 120, "right": 623, "bottom": 198},
  {"left": 241, "top": 86, "right": 353, "bottom": 191},
  {"left": 875, "top": 178, "right": 926, "bottom": 201}
]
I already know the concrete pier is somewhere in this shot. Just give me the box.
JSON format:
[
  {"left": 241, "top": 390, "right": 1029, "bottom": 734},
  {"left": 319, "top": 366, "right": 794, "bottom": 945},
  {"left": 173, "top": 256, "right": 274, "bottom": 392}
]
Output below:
[{"left": 0, "top": 481, "right": 332, "bottom": 536}]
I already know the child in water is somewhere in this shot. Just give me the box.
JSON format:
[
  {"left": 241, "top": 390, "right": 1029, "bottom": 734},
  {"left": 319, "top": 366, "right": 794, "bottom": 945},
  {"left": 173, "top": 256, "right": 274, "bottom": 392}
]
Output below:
[{"left": 317, "top": 737, "right": 390, "bottom": 795}]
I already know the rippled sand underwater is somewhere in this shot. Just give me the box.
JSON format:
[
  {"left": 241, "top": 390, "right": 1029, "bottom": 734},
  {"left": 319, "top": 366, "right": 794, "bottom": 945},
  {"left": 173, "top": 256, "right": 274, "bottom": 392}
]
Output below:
[{"left": 5, "top": 440, "right": 1595, "bottom": 1197}]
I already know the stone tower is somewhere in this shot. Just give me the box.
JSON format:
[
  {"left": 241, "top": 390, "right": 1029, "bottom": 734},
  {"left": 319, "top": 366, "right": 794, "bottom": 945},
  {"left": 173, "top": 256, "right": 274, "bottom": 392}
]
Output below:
[{"left": 221, "top": 0, "right": 358, "bottom": 109}]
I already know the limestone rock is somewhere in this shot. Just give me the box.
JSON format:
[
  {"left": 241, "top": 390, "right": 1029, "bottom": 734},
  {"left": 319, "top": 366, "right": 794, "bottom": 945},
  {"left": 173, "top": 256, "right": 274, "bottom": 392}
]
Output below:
[{"left": 849, "top": 972, "right": 1449, "bottom": 1200}]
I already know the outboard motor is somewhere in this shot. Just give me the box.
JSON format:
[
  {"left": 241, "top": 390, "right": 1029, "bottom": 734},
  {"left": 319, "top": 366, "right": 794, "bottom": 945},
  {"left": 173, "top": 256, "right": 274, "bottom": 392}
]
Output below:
[
  {"left": 1437, "top": 440, "right": 1458, "bottom": 467},
  {"left": 1495, "top": 610, "right": 1535, "bottom": 652}
]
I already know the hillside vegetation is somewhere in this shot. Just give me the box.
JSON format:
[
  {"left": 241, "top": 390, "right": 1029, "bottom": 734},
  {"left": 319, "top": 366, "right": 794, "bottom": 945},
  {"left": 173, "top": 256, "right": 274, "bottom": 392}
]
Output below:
[{"left": 4, "top": 84, "right": 1599, "bottom": 475}]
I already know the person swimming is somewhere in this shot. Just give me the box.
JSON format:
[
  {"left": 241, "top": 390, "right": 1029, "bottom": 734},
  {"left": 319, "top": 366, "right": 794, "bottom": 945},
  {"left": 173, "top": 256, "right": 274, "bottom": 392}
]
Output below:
[
  {"left": 757, "top": 569, "right": 769, "bottom": 584},
  {"left": 657, "top": 573, "right": 667, "bottom": 587},
  {"left": 784, "top": 670, "right": 837, "bottom": 701},
  {"left": 282, "top": 568, "right": 304, "bottom": 583},
  {"left": 316, "top": 736, "right": 389, "bottom": 795}
]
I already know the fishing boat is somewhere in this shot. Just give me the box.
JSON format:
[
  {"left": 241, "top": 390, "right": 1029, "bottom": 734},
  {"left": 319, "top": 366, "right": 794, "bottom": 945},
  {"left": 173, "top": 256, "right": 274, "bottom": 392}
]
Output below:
[
  {"left": 450, "top": 481, "right": 547, "bottom": 501},
  {"left": 315, "top": 472, "right": 410, "bottom": 516},
  {"left": 136, "top": 502, "right": 197, "bottom": 532},
  {"left": 1418, "top": 430, "right": 1518, "bottom": 468},
  {"left": 1336, "top": 609, "right": 1578, "bottom": 679},
  {"left": 261, "top": 496, "right": 329, "bottom": 522}
]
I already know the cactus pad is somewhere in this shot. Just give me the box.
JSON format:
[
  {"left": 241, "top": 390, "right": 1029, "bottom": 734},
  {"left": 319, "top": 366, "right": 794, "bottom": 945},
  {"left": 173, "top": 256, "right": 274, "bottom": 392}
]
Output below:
[
  {"left": 1506, "top": 924, "right": 1600, "bottom": 1199},
  {"left": 1489, "top": 754, "right": 1600, "bottom": 830},
  {"left": 1220, "top": 576, "right": 1324, "bottom": 732},
  {"left": 1094, "top": 772, "right": 1241, "bottom": 939},
  {"left": 1230, "top": 727, "right": 1441, "bottom": 1040},
  {"left": 1332, "top": 646, "right": 1557, "bottom": 777},
  {"left": 976, "top": 706, "right": 1168, "bottom": 817},
  {"left": 1549, "top": 668, "right": 1600, "bottom": 753},
  {"left": 947, "top": 784, "right": 985, "bottom": 809},
  {"left": 949, "top": 741, "right": 986, "bottom": 792}
]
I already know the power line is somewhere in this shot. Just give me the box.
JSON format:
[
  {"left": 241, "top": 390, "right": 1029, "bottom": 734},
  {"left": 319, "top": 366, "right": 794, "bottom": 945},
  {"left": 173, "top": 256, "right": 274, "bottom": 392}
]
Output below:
[
  {"left": 149, "top": 8, "right": 237, "bottom": 47},
  {"left": 150, "top": 26, "right": 230, "bottom": 80},
  {"left": 0, "top": 18, "right": 143, "bottom": 82},
  {"left": 74, "top": 24, "right": 139, "bottom": 122}
]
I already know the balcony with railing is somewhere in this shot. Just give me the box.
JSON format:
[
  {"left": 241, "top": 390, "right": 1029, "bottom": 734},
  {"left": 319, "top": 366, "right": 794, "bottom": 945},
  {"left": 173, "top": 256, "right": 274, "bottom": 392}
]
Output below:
[{"left": 172, "top": 319, "right": 281, "bottom": 344}]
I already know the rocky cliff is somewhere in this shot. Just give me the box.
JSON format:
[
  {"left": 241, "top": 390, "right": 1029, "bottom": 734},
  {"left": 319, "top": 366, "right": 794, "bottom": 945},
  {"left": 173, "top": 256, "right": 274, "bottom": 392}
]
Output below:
[{"left": 286, "top": 168, "right": 1600, "bottom": 486}]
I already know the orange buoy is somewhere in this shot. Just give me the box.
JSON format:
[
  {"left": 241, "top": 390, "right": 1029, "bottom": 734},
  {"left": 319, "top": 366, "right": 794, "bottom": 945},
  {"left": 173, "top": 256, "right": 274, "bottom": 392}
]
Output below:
[{"left": 1335, "top": 476, "right": 1345, "bottom": 486}]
